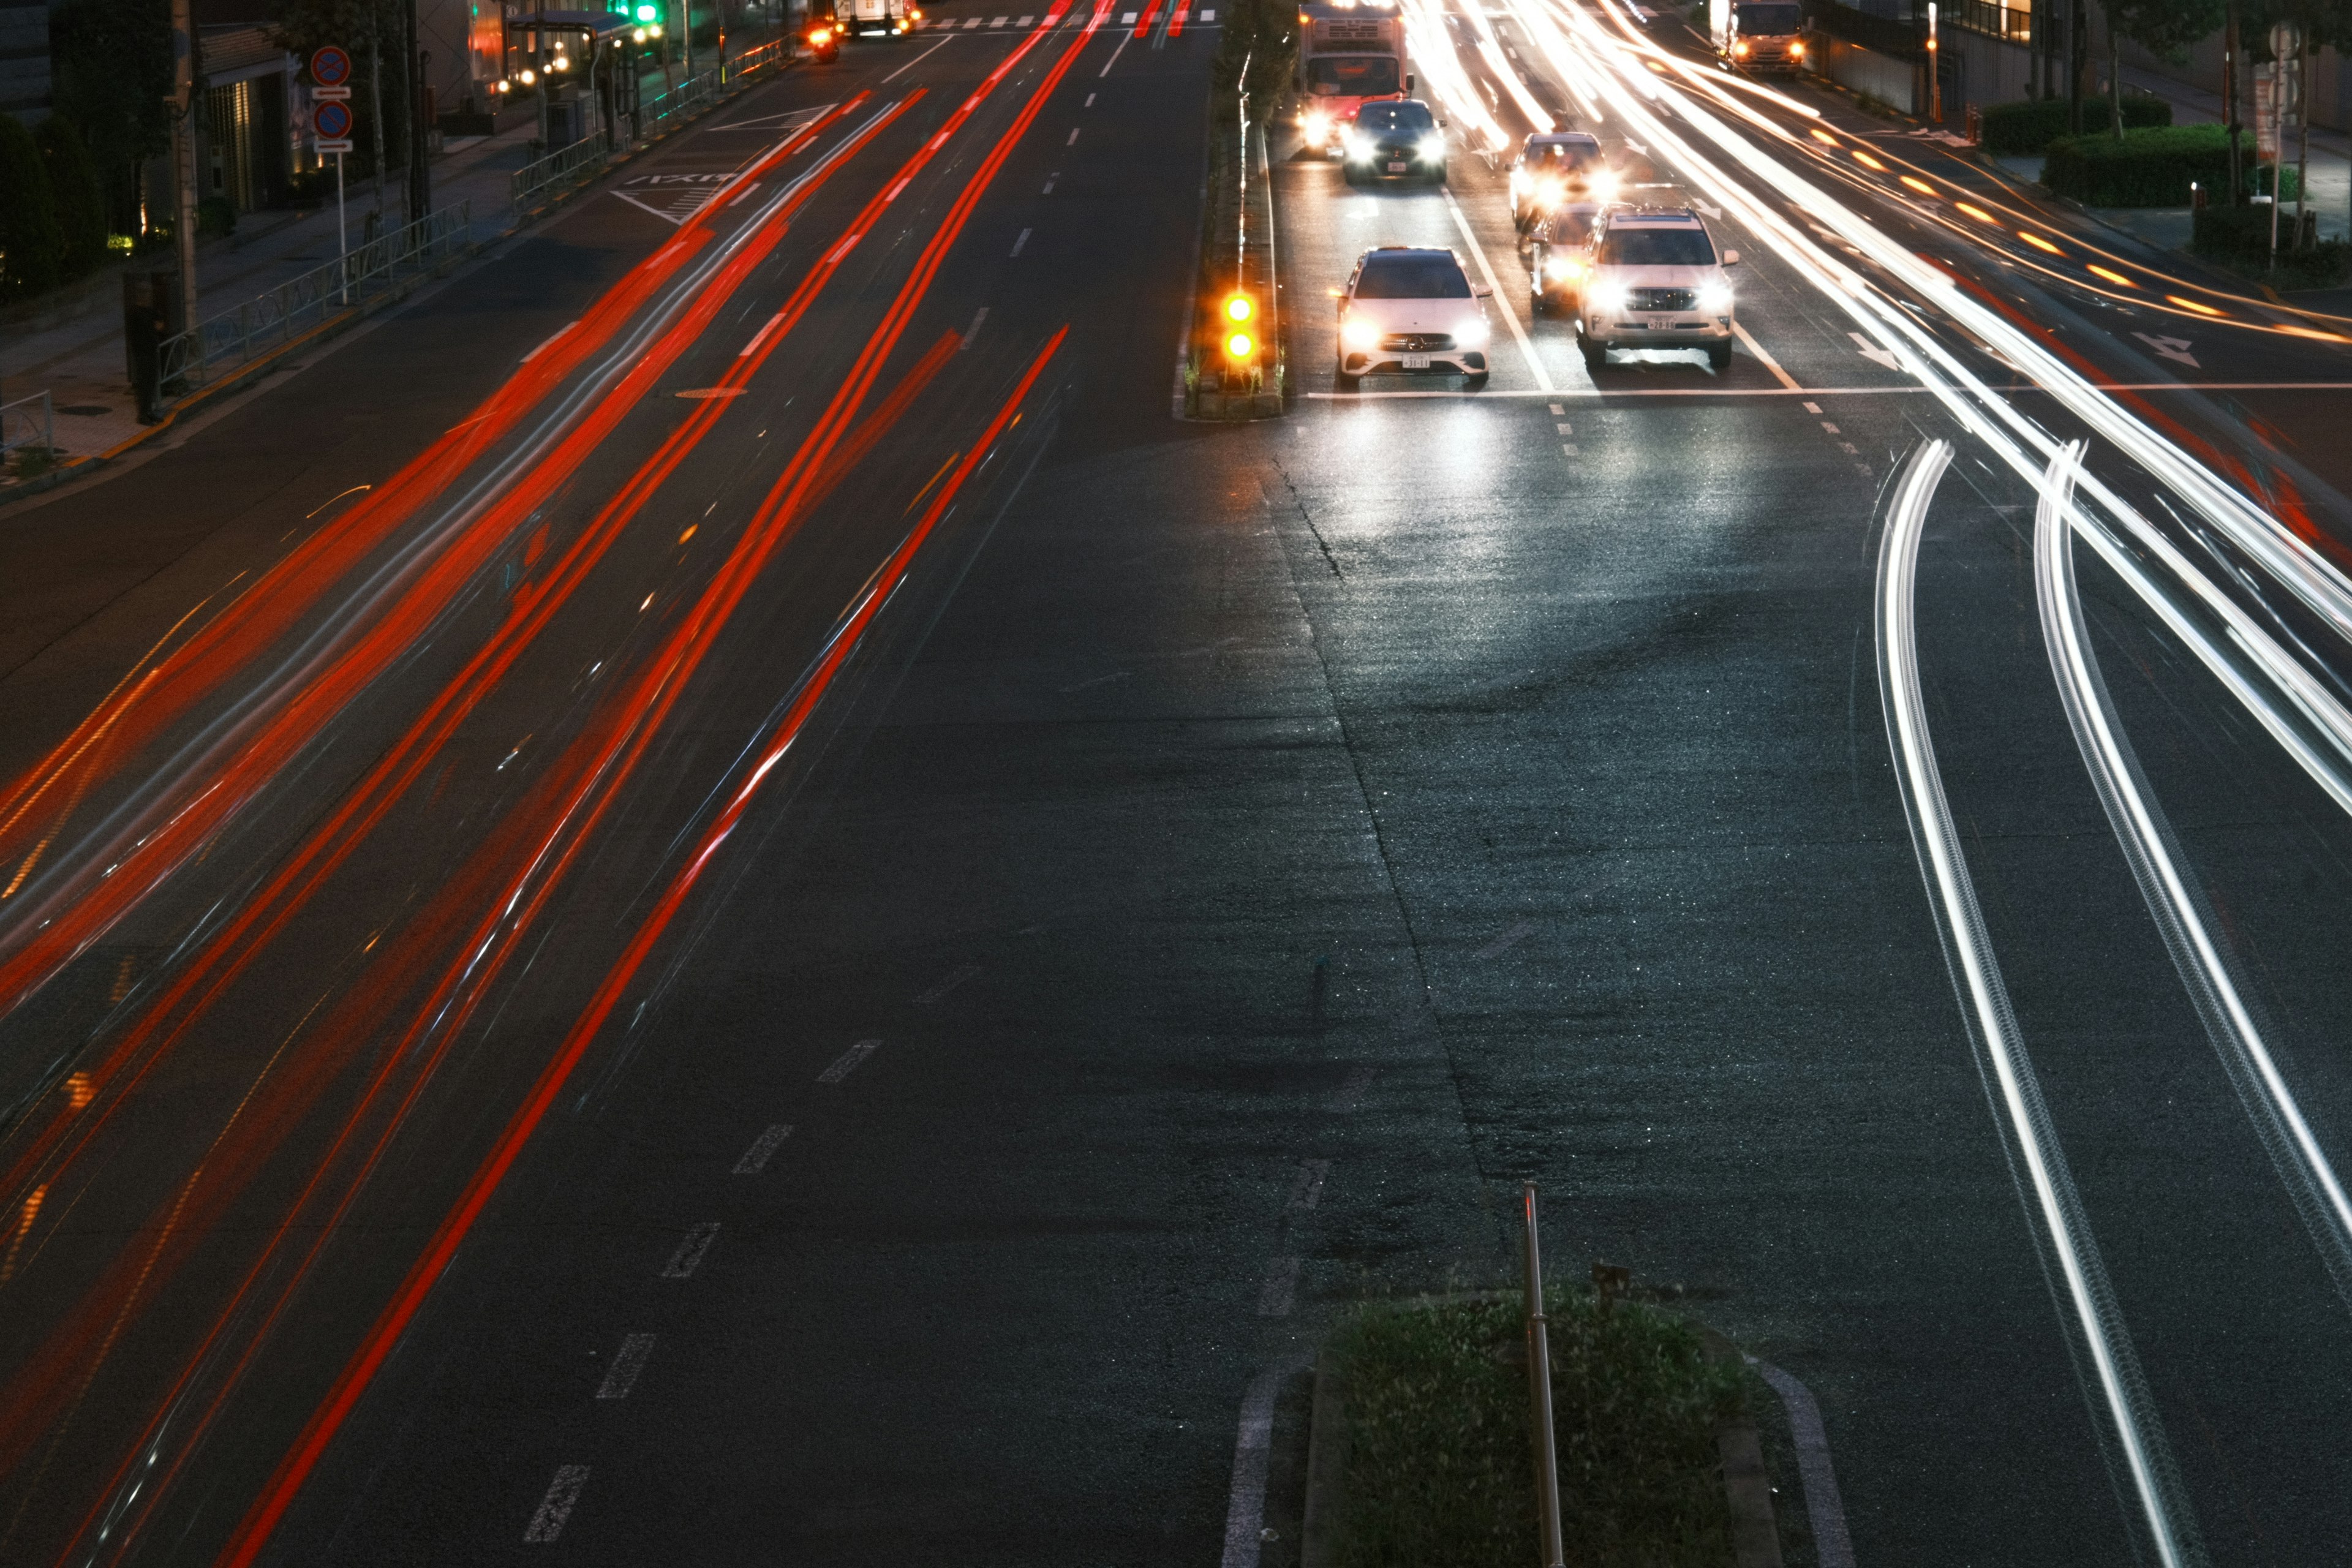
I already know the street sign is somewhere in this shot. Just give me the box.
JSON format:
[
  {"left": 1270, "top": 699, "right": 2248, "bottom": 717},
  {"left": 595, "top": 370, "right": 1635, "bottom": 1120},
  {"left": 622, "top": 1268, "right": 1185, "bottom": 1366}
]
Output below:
[
  {"left": 312, "top": 99, "right": 354, "bottom": 141},
  {"left": 311, "top": 44, "right": 353, "bottom": 86},
  {"left": 312, "top": 85, "right": 351, "bottom": 100},
  {"left": 315, "top": 138, "right": 355, "bottom": 153}
]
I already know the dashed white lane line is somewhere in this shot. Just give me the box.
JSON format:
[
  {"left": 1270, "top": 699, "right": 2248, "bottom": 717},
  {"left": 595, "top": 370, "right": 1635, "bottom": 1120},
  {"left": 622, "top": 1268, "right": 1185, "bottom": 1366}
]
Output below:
[
  {"left": 1438, "top": 186, "right": 1552, "bottom": 393},
  {"left": 524, "top": 1465, "right": 589, "bottom": 1542},
  {"left": 738, "top": 310, "right": 786, "bottom": 357},
  {"left": 1548, "top": 401, "right": 1565, "bottom": 415},
  {"left": 1802, "top": 400, "right": 1822, "bottom": 413},
  {"left": 914, "top": 962, "right": 982, "bottom": 1004},
  {"left": 597, "top": 1334, "right": 657, "bottom": 1400},
  {"left": 1561, "top": 443, "right": 1579, "bottom": 455},
  {"left": 818, "top": 1039, "right": 883, "bottom": 1082},
  {"left": 1042, "top": 175, "right": 1057, "bottom": 193},
  {"left": 1820, "top": 420, "right": 1841, "bottom": 434},
  {"left": 961, "top": 306, "right": 990, "bottom": 349},
  {"left": 1731, "top": 320, "right": 1801, "bottom": 390},
  {"left": 1474, "top": 918, "right": 1535, "bottom": 959},
  {"left": 1755, "top": 1362, "right": 1856, "bottom": 1568},
  {"left": 962, "top": 14, "right": 981, "bottom": 23},
  {"left": 1554, "top": 421, "right": 1573, "bottom": 434},
  {"left": 519, "top": 321, "right": 579, "bottom": 363},
  {"left": 1287, "top": 1158, "right": 1331, "bottom": 1210},
  {"left": 1216, "top": 1360, "right": 1297, "bottom": 1568},
  {"left": 662, "top": 1222, "right": 721, "bottom": 1278},
  {"left": 733, "top": 1123, "right": 794, "bottom": 1172},
  {"left": 1085, "top": 91, "right": 1096, "bottom": 105},
  {"left": 1067, "top": 126, "right": 1081, "bottom": 144},
  {"left": 1011, "top": 227, "right": 1032, "bottom": 257},
  {"left": 1256, "top": 1256, "right": 1300, "bottom": 1316}
]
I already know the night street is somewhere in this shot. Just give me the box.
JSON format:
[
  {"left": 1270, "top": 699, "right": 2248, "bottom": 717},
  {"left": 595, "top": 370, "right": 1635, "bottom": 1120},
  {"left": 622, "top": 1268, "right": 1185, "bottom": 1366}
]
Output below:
[{"left": 4, "top": 0, "right": 2352, "bottom": 1562}]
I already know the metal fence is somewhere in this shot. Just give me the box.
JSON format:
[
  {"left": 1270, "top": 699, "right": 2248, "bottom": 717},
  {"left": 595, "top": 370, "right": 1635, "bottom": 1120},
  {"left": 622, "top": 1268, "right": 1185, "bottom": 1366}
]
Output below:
[
  {"left": 1, "top": 391, "right": 53, "bottom": 462},
  {"left": 157, "top": 202, "right": 475, "bottom": 390},
  {"left": 512, "top": 133, "right": 615, "bottom": 210}
]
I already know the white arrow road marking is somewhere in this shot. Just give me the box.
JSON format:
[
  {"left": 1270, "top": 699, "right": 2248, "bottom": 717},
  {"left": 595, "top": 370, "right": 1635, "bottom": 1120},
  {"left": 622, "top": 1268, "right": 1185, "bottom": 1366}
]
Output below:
[
  {"left": 1692, "top": 200, "right": 1723, "bottom": 217},
  {"left": 1848, "top": 331, "right": 1901, "bottom": 372},
  {"left": 2133, "top": 331, "right": 2199, "bottom": 368}
]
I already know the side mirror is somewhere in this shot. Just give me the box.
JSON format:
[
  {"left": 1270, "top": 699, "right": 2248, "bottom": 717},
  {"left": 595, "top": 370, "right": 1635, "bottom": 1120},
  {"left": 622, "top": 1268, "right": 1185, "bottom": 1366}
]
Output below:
[
  {"left": 1404, "top": 72, "right": 1415, "bottom": 91},
  {"left": 1722, "top": 249, "right": 1740, "bottom": 265},
  {"left": 1472, "top": 284, "right": 1493, "bottom": 297}
]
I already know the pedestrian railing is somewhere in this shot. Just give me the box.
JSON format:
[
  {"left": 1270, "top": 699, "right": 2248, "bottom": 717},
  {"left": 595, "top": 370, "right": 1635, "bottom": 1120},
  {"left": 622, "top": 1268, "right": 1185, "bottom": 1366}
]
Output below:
[
  {"left": 0, "top": 390, "right": 53, "bottom": 461},
  {"left": 512, "top": 133, "right": 614, "bottom": 210},
  {"left": 157, "top": 201, "right": 475, "bottom": 391}
]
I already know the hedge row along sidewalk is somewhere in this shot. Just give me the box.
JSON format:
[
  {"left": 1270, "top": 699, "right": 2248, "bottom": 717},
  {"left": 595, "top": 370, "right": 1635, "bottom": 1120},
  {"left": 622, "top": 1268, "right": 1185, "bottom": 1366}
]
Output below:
[
  {"left": 2042, "top": 123, "right": 2297, "bottom": 208},
  {"left": 1303, "top": 1287, "right": 1803, "bottom": 1568}
]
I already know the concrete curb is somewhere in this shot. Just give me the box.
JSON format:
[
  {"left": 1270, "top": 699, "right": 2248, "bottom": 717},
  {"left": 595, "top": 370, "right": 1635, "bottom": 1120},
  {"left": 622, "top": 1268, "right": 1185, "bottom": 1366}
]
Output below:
[
  {"left": 1297, "top": 1348, "right": 1348, "bottom": 1568},
  {"left": 1, "top": 59, "right": 793, "bottom": 513}
]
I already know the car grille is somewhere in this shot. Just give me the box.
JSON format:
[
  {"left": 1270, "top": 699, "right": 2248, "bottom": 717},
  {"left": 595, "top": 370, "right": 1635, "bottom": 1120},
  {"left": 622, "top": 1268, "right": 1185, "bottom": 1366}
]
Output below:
[
  {"left": 1627, "top": 287, "right": 1698, "bottom": 312},
  {"left": 1380, "top": 333, "right": 1456, "bottom": 352},
  {"left": 1373, "top": 142, "right": 1419, "bottom": 160}
]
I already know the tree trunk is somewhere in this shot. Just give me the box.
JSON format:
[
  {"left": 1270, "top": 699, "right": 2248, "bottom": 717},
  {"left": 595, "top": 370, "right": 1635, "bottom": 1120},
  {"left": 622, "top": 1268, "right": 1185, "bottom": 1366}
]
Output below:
[
  {"left": 2225, "top": 5, "right": 2242, "bottom": 205},
  {"left": 2108, "top": 23, "right": 2121, "bottom": 136},
  {"left": 368, "top": 6, "right": 385, "bottom": 218}
]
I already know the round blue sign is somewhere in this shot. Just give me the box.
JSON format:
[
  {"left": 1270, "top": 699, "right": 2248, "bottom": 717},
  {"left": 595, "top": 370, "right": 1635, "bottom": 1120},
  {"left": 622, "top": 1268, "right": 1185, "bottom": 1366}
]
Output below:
[
  {"left": 313, "top": 99, "right": 354, "bottom": 138},
  {"left": 311, "top": 45, "right": 353, "bottom": 86}
]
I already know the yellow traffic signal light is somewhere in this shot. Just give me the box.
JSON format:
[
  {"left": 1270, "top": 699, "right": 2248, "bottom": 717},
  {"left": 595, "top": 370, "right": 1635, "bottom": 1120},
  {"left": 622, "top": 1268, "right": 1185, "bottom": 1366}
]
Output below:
[
  {"left": 1223, "top": 293, "right": 1254, "bottom": 325},
  {"left": 1225, "top": 330, "right": 1254, "bottom": 360}
]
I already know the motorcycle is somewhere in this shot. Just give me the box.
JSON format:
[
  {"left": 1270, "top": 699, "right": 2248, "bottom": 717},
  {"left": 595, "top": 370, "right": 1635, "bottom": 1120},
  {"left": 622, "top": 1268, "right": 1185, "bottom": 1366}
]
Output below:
[{"left": 806, "top": 23, "right": 839, "bottom": 62}]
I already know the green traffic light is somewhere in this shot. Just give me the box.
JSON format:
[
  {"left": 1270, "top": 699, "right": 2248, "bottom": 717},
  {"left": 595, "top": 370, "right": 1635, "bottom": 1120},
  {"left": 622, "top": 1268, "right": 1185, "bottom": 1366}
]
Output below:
[{"left": 636, "top": 4, "right": 657, "bottom": 17}]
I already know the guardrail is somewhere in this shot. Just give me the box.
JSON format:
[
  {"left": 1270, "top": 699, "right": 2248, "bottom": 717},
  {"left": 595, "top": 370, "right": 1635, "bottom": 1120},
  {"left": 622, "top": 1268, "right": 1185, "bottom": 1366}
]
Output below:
[
  {"left": 512, "top": 134, "right": 614, "bottom": 210},
  {"left": 1, "top": 391, "right": 53, "bottom": 462},
  {"left": 157, "top": 201, "right": 474, "bottom": 390}
]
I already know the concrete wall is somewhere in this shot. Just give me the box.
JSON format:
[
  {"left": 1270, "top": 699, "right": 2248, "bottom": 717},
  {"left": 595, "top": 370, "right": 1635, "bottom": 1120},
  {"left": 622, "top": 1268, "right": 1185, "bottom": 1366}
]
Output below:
[{"left": 1812, "top": 32, "right": 1915, "bottom": 107}]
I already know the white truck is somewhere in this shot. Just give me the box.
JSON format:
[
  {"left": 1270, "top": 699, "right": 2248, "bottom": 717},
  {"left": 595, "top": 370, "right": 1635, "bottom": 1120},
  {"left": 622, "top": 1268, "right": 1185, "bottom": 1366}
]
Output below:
[
  {"left": 840, "top": 0, "right": 913, "bottom": 37},
  {"left": 1709, "top": 0, "right": 1807, "bottom": 72},
  {"left": 1294, "top": 0, "right": 1411, "bottom": 156}
]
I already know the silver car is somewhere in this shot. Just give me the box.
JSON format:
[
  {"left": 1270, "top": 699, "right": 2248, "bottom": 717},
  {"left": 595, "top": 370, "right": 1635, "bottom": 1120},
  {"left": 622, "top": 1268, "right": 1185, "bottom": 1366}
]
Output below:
[{"left": 1335, "top": 246, "right": 1494, "bottom": 390}]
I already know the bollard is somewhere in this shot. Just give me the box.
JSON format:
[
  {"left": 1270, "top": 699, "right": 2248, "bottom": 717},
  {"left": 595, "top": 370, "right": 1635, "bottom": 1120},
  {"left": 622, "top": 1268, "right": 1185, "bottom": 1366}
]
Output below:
[{"left": 1522, "top": 1182, "right": 1567, "bottom": 1568}]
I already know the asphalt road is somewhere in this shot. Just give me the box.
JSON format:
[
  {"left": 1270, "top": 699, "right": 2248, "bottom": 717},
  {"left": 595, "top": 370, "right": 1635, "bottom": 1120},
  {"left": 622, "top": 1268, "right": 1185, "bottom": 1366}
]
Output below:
[{"left": 4, "top": 0, "right": 2352, "bottom": 1564}]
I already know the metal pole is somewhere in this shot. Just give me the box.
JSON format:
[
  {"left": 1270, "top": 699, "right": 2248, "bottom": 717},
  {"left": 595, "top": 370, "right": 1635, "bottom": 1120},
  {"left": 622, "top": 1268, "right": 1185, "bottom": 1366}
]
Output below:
[
  {"left": 1522, "top": 1182, "right": 1567, "bottom": 1568},
  {"left": 336, "top": 149, "right": 349, "bottom": 303},
  {"left": 170, "top": 0, "right": 198, "bottom": 337}
]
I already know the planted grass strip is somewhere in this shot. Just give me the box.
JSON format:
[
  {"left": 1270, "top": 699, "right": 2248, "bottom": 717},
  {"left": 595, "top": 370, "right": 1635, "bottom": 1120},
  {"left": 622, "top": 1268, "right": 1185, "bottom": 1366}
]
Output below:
[{"left": 1332, "top": 1289, "right": 1746, "bottom": 1568}]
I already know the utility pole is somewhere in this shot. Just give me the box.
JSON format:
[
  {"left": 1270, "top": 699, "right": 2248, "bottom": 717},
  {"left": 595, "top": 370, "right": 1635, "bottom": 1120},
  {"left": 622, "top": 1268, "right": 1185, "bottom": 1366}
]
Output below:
[
  {"left": 405, "top": 0, "right": 428, "bottom": 224},
  {"left": 170, "top": 0, "right": 197, "bottom": 336},
  {"left": 2225, "top": 6, "right": 2241, "bottom": 203}
]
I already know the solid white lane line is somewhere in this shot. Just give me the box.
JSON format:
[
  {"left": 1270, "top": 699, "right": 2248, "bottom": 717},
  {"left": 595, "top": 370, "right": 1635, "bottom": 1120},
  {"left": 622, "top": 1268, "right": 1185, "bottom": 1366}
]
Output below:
[
  {"left": 1754, "top": 1363, "right": 1853, "bottom": 1568},
  {"left": 1730, "top": 321, "right": 1800, "bottom": 390},
  {"left": 914, "top": 962, "right": 981, "bottom": 1003},
  {"left": 519, "top": 321, "right": 579, "bottom": 363},
  {"left": 597, "top": 1333, "right": 657, "bottom": 1400},
  {"left": 733, "top": 1123, "right": 794, "bottom": 1173},
  {"left": 883, "top": 33, "right": 956, "bottom": 80},
  {"left": 1255, "top": 1256, "right": 1300, "bottom": 1317},
  {"left": 2035, "top": 444, "right": 2352, "bottom": 1299},
  {"left": 1288, "top": 1158, "right": 1331, "bottom": 1210},
  {"left": 662, "top": 1222, "right": 721, "bottom": 1278},
  {"left": 1216, "top": 1360, "right": 1298, "bottom": 1568},
  {"left": 1876, "top": 441, "right": 2197, "bottom": 1568},
  {"left": 1010, "top": 227, "right": 1031, "bottom": 256},
  {"left": 523, "top": 1466, "right": 589, "bottom": 1542},
  {"left": 818, "top": 1039, "right": 881, "bottom": 1082},
  {"left": 1438, "top": 186, "right": 1551, "bottom": 393}
]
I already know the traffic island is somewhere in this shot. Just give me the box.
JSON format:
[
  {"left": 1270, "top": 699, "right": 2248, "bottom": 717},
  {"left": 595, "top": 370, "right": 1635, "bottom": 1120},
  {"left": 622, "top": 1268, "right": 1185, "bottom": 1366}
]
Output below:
[
  {"left": 1300, "top": 1286, "right": 1795, "bottom": 1568},
  {"left": 1183, "top": 2, "right": 1289, "bottom": 420}
]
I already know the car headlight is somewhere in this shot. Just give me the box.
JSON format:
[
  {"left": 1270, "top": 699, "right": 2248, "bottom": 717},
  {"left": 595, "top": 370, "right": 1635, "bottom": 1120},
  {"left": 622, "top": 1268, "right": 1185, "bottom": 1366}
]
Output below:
[
  {"left": 1344, "top": 134, "right": 1374, "bottom": 162},
  {"left": 1417, "top": 134, "right": 1446, "bottom": 162},
  {"left": 1589, "top": 285, "right": 1628, "bottom": 317},
  {"left": 1341, "top": 318, "right": 1380, "bottom": 351},
  {"left": 1304, "top": 111, "right": 1330, "bottom": 143},
  {"left": 1456, "top": 317, "right": 1490, "bottom": 348},
  {"left": 1700, "top": 282, "right": 1733, "bottom": 313},
  {"left": 1534, "top": 177, "right": 1564, "bottom": 207},
  {"left": 1589, "top": 173, "right": 1619, "bottom": 203},
  {"left": 1789, "top": 39, "right": 1804, "bottom": 55}
]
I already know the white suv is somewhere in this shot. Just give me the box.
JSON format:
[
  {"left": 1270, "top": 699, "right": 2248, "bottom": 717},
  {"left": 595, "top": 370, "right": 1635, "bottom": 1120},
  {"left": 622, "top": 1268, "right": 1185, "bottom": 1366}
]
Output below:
[
  {"left": 1335, "top": 246, "right": 1494, "bottom": 390},
  {"left": 1569, "top": 208, "right": 1738, "bottom": 373}
]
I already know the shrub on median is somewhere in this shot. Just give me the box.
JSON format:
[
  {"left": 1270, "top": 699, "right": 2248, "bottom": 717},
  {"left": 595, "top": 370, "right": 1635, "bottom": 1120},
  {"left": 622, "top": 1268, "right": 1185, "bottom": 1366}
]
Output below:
[
  {"left": 2041, "top": 123, "right": 2269, "bottom": 207},
  {"left": 1980, "top": 94, "right": 2171, "bottom": 155},
  {"left": 2192, "top": 200, "right": 2351, "bottom": 287}
]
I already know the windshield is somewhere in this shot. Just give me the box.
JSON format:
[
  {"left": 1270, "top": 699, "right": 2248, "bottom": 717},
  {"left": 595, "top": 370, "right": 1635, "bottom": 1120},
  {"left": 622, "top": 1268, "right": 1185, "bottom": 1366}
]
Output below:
[
  {"left": 1597, "top": 227, "right": 1716, "bottom": 265},
  {"left": 1355, "top": 255, "right": 1472, "bottom": 298},
  {"left": 1306, "top": 56, "right": 1401, "bottom": 96},
  {"left": 1354, "top": 100, "right": 1435, "bottom": 132},
  {"left": 1525, "top": 141, "right": 1600, "bottom": 172},
  {"left": 1734, "top": 2, "right": 1801, "bottom": 31}
]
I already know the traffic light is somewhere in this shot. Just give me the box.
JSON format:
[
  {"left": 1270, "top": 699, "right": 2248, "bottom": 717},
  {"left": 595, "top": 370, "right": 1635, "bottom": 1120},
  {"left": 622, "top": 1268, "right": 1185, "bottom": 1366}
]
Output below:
[
  {"left": 1224, "top": 328, "right": 1254, "bottom": 360},
  {"left": 1223, "top": 293, "right": 1254, "bottom": 325},
  {"left": 1221, "top": 293, "right": 1256, "bottom": 360},
  {"left": 636, "top": 3, "right": 658, "bottom": 18}
]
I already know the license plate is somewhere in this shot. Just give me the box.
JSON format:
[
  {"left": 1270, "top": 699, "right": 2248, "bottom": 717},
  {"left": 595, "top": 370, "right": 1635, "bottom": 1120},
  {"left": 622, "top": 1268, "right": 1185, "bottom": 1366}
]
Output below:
[
  {"left": 1387, "top": 160, "right": 1407, "bottom": 172},
  {"left": 1649, "top": 316, "right": 1675, "bottom": 331},
  {"left": 1402, "top": 353, "right": 1432, "bottom": 369}
]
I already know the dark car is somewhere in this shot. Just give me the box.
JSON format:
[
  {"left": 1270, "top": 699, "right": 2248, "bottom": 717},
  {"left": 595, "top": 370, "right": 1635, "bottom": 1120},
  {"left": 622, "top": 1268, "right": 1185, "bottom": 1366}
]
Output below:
[{"left": 1342, "top": 99, "right": 1446, "bottom": 186}]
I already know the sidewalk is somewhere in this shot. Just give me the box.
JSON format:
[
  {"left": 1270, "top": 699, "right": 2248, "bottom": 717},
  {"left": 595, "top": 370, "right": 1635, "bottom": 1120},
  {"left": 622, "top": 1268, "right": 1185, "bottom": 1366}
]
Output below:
[
  {"left": 0, "top": 57, "right": 732, "bottom": 468},
  {"left": 2099, "top": 63, "right": 2352, "bottom": 249}
]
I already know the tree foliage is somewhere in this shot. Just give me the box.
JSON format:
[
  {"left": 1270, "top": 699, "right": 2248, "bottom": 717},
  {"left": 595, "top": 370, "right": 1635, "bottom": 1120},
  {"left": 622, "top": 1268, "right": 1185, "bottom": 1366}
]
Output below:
[
  {"left": 1213, "top": 0, "right": 1297, "bottom": 116},
  {"left": 48, "top": 0, "right": 174, "bottom": 236},
  {"left": 35, "top": 115, "right": 110, "bottom": 277},
  {"left": 0, "top": 113, "right": 64, "bottom": 300}
]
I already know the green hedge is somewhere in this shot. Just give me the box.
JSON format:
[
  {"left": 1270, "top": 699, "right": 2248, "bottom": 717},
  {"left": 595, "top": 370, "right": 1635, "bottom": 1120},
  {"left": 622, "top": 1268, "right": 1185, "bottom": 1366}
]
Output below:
[
  {"left": 0, "top": 113, "right": 63, "bottom": 300},
  {"left": 2043, "top": 123, "right": 2263, "bottom": 206},
  {"left": 2192, "top": 202, "right": 2350, "bottom": 287},
  {"left": 1980, "top": 94, "right": 2171, "bottom": 156}
]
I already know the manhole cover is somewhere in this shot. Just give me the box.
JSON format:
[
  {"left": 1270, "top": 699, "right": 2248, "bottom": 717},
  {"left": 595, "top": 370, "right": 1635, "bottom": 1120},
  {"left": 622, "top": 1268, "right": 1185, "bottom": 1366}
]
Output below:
[{"left": 56, "top": 405, "right": 111, "bottom": 416}]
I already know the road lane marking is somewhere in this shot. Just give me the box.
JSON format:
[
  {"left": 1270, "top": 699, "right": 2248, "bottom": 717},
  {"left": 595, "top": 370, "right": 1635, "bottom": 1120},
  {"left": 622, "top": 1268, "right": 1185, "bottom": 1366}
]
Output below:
[
  {"left": 961, "top": 306, "right": 990, "bottom": 348},
  {"left": 1730, "top": 322, "right": 1800, "bottom": 389},
  {"left": 963, "top": 14, "right": 981, "bottom": 23},
  {"left": 1561, "top": 442, "right": 1578, "bottom": 454},
  {"left": 1802, "top": 400, "right": 1821, "bottom": 413},
  {"left": 738, "top": 311, "right": 787, "bottom": 356},
  {"left": 519, "top": 321, "right": 579, "bottom": 363},
  {"left": 1287, "top": 1159, "right": 1331, "bottom": 1210},
  {"left": 662, "top": 1222, "right": 721, "bottom": 1278},
  {"left": 884, "top": 32, "right": 956, "bottom": 78},
  {"left": 1438, "top": 186, "right": 1551, "bottom": 392},
  {"left": 1755, "top": 1363, "right": 1855, "bottom": 1568},
  {"left": 1256, "top": 1256, "right": 1299, "bottom": 1316},
  {"left": 733, "top": 1123, "right": 794, "bottom": 1172},
  {"left": 1042, "top": 175, "right": 1057, "bottom": 192},
  {"left": 1068, "top": 127, "right": 1081, "bottom": 143},
  {"left": 1555, "top": 421, "right": 1572, "bottom": 433},
  {"left": 1217, "top": 1360, "right": 1300, "bottom": 1568},
  {"left": 1819, "top": 421, "right": 1839, "bottom": 433},
  {"left": 1010, "top": 227, "right": 1031, "bottom": 255},
  {"left": 818, "top": 1039, "right": 882, "bottom": 1082},
  {"left": 524, "top": 1466, "right": 589, "bottom": 1542},
  {"left": 596, "top": 1334, "right": 657, "bottom": 1399},
  {"left": 1548, "top": 401, "right": 1564, "bottom": 414},
  {"left": 1085, "top": 91, "right": 1096, "bottom": 104},
  {"left": 1099, "top": 27, "right": 1136, "bottom": 73},
  {"left": 915, "top": 962, "right": 982, "bottom": 1003},
  {"left": 1474, "top": 918, "right": 1534, "bottom": 959}
]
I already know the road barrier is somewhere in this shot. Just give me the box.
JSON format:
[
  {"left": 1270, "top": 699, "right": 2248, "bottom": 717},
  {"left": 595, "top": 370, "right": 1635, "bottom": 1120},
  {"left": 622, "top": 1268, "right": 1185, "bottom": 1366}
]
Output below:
[
  {"left": 0, "top": 391, "right": 53, "bottom": 466},
  {"left": 156, "top": 202, "right": 474, "bottom": 391}
]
